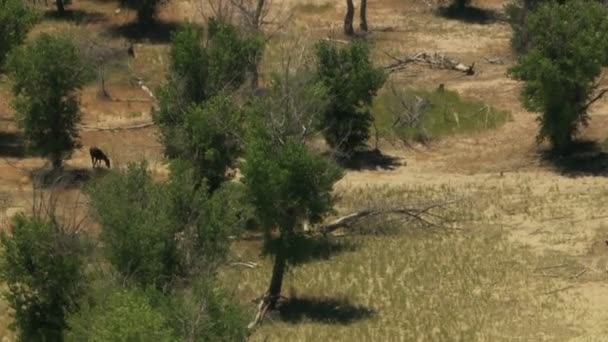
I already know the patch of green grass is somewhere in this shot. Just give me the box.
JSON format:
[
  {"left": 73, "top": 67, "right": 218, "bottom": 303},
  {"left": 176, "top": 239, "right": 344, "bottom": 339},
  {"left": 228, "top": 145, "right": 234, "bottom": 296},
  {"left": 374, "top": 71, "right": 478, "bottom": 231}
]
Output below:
[
  {"left": 373, "top": 87, "right": 511, "bottom": 143},
  {"left": 293, "top": 1, "right": 334, "bottom": 13}
]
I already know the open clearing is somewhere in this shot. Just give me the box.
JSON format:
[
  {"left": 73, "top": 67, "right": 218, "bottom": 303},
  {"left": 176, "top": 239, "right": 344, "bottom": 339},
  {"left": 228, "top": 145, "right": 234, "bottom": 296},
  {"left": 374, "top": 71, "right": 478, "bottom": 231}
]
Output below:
[{"left": 3, "top": 0, "right": 608, "bottom": 340}]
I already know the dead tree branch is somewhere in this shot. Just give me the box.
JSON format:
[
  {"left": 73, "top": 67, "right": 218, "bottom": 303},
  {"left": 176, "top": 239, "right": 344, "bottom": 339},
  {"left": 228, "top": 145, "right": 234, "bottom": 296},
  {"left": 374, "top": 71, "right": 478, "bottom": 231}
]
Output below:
[{"left": 385, "top": 51, "right": 475, "bottom": 75}]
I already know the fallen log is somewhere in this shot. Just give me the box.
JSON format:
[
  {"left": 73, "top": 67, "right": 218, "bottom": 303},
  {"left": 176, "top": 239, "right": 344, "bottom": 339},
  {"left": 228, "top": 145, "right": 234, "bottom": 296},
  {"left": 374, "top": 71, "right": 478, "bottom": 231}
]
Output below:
[{"left": 385, "top": 51, "right": 475, "bottom": 75}]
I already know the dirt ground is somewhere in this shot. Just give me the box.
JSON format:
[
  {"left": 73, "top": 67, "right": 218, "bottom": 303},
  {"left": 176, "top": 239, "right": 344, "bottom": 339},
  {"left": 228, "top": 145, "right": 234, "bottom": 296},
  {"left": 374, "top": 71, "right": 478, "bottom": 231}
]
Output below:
[{"left": 2, "top": 0, "right": 608, "bottom": 340}]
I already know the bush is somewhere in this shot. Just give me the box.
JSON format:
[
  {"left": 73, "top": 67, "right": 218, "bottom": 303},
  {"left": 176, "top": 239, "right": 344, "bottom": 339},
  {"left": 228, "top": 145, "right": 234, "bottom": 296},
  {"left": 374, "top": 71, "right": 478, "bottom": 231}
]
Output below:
[
  {"left": 66, "top": 288, "right": 176, "bottom": 341},
  {"left": 315, "top": 40, "right": 386, "bottom": 155},
  {"left": 508, "top": 0, "right": 608, "bottom": 152},
  {"left": 0, "top": 0, "right": 38, "bottom": 69},
  {"left": 7, "top": 33, "right": 92, "bottom": 169},
  {"left": 0, "top": 213, "right": 88, "bottom": 341},
  {"left": 88, "top": 161, "right": 246, "bottom": 289},
  {"left": 87, "top": 161, "right": 181, "bottom": 289}
]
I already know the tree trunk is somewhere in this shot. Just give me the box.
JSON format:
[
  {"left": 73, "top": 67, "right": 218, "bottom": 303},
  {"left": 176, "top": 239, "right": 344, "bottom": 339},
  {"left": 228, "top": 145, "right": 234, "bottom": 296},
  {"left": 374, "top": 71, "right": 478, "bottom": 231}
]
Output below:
[
  {"left": 265, "top": 239, "right": 287, "bottom": 309},
  {"left": 344, "top": 0, "right": 355, "bottom": 36},
  {"left": 359, "top": 0, "right": 368, "bottom": 32},
  {"left": 52, "top": 157, "right": 62, "bottom": 170},
  {"left": 55, "top": 0, "right": 64, "bottom": 14}
]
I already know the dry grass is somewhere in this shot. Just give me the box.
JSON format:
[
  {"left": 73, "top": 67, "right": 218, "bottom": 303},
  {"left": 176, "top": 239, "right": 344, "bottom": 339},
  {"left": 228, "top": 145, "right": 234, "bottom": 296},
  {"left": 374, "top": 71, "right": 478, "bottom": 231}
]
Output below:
[{"left": 218, "top": 184, "right": 582, "bottom": 341}]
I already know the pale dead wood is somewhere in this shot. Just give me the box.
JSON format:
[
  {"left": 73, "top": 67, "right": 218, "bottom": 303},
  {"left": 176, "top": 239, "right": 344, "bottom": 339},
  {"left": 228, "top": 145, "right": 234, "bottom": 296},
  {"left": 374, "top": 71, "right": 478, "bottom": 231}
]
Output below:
[
  {"left": 230, "top": 261, "right": 259, "bottom": 269},
  {"left": 80, "top": 122, "right": 155, "bottom": 132},
  {"left": 385, "top": 51, "right": 475, "bottom": 75},
  {"left": 317, "top": 201, "right": 454, "bottom": 235}
]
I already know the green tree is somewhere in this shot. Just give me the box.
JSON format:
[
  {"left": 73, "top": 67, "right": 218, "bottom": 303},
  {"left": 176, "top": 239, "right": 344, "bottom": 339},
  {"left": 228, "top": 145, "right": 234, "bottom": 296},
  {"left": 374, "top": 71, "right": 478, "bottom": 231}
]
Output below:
[
  {"left": 154, "top": 20, "right": 262, "bottom": 190},
  {"left": 7, "top": 33, "right": 91, "bottom": 169},
  {"left": 0, "top": 0, "right": 38, "bottom": 69},
  {"left": 66, "top": 288, "right": 176, "bottom": 342},
  {"left": 87, "top": 161, "right": 244, "bottom": 289},
  {"left": 241, "top": 114, "right": 343, "bottom": 318},
  {"left": 508, "top": 0, "right": 608, "bottom": 152},
  {"left": 505, "top": 0, "right": 565, "bottom": 55},
  {"left": 0, "top": 213, "right": 88, "bottom": 341},
  {"left": 315, "top": 40, "right": 386, "bottom": 156}
]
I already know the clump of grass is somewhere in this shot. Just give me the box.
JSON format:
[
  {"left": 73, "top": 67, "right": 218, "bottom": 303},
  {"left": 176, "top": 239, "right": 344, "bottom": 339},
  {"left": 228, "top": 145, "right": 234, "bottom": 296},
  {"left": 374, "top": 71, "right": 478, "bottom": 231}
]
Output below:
[
  {"left": 293, "top": 1, "right": 334, "bottom": 13},
  {"left": 373, "top": 86, "right": 511, "bottom": 143}
]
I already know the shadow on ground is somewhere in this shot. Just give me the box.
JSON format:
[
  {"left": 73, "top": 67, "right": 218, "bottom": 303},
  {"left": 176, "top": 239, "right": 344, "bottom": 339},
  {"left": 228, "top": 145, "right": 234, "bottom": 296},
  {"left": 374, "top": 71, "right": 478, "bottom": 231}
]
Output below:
[
  {"left": 43, "top": 9, "right": 108, "bottom": 24},
  {"left": 338, "top": 148, "right": 403, "bottom": 171},
  {"left": 106, "top": 21, "right": 181, "bottom": 44},
  {"left": 264, "top": 235, "right": 358, "bottom": 264},
  {"left": 277, "top": 296, "right": 375, "bottom": 324},
  {"left": 541, "top": 140, "right": 608, "bottom": 177},
  {"left": 30, "top": 167, "right": 111, "bottom": 189},
  {"left": 437, "top": 5, "right": 502, "bottom": 25},
  {"left": 0, "top": 132, "right": 27, "bottom": 158}
]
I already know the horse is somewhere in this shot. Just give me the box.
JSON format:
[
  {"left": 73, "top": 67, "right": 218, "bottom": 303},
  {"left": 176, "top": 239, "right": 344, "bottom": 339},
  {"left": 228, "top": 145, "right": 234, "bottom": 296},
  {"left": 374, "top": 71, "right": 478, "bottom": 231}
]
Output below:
[{"left": 89, "top": 146, "right": 111, "bottom": 168}]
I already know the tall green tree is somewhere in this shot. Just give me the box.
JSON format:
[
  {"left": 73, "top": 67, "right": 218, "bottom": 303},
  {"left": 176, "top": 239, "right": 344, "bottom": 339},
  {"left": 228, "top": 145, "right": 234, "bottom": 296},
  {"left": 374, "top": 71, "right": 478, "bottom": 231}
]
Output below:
[
  {"left": 315, "top": 40, "right": 386, "bottom": 156},
  {"left": 505, "top": 0, "right": 565, "bottom": 55},
  {"left": 0, "top": 0, "right": 38, "bottom": 69},
  {"left": 0, "top": 213, "right": 89, "bottom": 341},
  {"left": 242, "top": 110, "right": 343, "bottom": 321},
  {"left": 154, "top": 20, "right": 262, "bottom": 191},
  {"left": 7, "top": 33, "right": 91, "bottom": 169},
  {"left": 508, "top": 0, "right": 608, "bottom": 152}
]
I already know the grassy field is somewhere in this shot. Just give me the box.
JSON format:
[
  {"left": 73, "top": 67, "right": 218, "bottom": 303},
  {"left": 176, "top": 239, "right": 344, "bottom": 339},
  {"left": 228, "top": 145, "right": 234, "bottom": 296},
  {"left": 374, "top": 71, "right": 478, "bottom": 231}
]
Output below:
[{"left": 219, "top": 184, "right": 582, "bottom": 341}]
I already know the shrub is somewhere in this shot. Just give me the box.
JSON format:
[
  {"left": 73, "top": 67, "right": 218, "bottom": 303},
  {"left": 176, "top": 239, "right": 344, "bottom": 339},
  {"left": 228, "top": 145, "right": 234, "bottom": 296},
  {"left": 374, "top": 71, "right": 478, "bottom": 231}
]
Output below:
[
  {"left": 0, "top": 0, "right": 38, "bottom": 69},
  {"left": 0, "top": 213, "right": 88, "bottom": 341},
  {"left": 315, "top": 40, "right": 386, "bottom": 155}
]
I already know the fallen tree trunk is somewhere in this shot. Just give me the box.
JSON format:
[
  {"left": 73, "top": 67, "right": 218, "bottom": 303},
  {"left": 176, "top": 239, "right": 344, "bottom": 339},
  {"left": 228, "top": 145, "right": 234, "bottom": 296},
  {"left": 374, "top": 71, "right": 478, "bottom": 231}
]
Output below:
[{"left": 385, "top": 51, "right": 475, "bottom": 75}]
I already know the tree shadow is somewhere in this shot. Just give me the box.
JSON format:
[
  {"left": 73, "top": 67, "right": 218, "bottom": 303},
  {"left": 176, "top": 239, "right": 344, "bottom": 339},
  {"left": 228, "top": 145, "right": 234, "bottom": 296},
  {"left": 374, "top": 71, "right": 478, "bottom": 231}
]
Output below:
[
  {"left": 437, "top": 5, "right": 502, "bottom": 25},
  {"left": 0, "top": 132, "right": 27, "bottom": 158},
  {"left": 264, "top": 235, "right": 358, "bottom": 264},
  {"left": 106, "top": 21, "right": 181, "bottom": 44},
  {"left": 277, "top": 296, "right": 375, "bottom": 324},
  {"left": 337, "top": 148, "right": 403, "bottom": 171},
  {"left": 541, "top": 140, "right": 608, "bottom": 177},
  {"left": 30, "top": 167, "right": 111, "bottom": 189},
  {"left": 43, "top": 9, "right": 108, "bottom": 24}
]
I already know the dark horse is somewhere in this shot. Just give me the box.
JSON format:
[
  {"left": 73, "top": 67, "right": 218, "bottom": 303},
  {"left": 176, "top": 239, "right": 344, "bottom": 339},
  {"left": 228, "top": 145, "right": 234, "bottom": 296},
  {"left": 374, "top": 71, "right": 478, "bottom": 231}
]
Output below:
[{"left": 89, "top": 146, "right": 111, "bottom": 168}]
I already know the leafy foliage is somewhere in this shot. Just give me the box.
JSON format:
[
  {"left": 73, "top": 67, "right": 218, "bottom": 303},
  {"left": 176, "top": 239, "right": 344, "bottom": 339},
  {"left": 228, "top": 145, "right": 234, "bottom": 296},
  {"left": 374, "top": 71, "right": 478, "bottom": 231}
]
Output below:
[
  {"left": 7, "top": 33, "right": 92, "bottom": 169},
  {"left": 154, "top": 20, "right": 262, "bottom": 189},
  {"left": 87, "top": 161, "right": 243, "bottom": 289},
  {"left": 0, "top": 213, "right": 88, "bottom": 341},
  {"left": 508, "top": 0, "right": 608, "bottom": 151},
  {"left": 0, "top": 0, "right": 38, "bottom": 69},
  {"left": 505, "top": 0, "right": 565, "bottom": 55},
  {"left": 315, "top": 40, "right": 386, "bottom": 155},
  {"left": 242, "top": 118, "right": 343, "bottom": 250},
  {"left": 66, "top": 288, "right": 176, "bottom": 342}
]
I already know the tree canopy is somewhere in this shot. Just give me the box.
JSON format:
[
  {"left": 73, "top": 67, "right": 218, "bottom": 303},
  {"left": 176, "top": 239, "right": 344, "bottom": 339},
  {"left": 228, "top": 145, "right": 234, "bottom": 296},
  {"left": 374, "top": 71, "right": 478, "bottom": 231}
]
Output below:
[
  {"left": 0, "top": 0, "right": 38, "bottom": 69},
  {"left": 7, "top": 33, "right": 92, "bottom": 169},
  {"left": 508, "top": 0, "right": 608, "bottom": 151}
]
